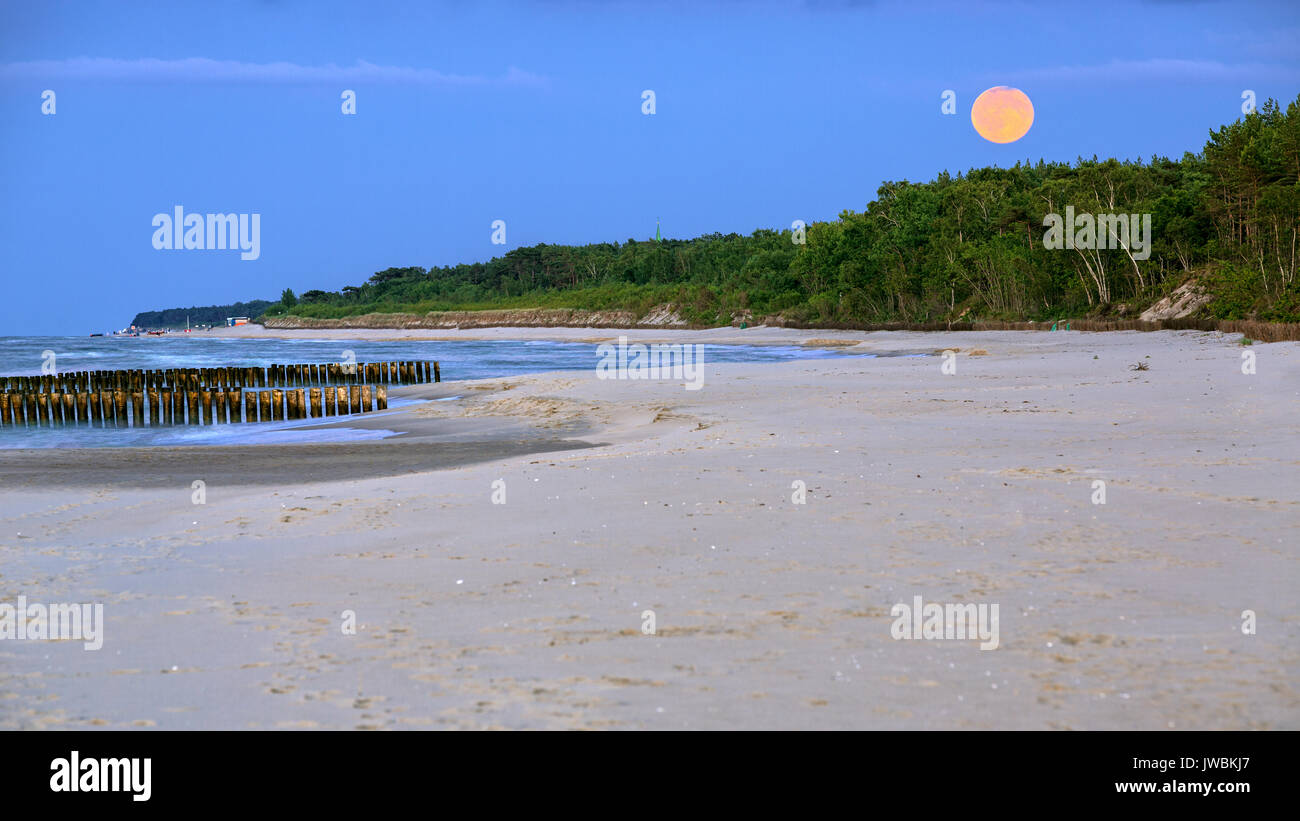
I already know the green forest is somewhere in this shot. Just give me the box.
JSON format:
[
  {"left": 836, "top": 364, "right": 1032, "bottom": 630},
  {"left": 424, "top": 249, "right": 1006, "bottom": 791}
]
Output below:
[
  {"left": 131, "top": 300, "right": 274, "bottom": 329},
  {"left": 266, "top": 97, "right": 1299, "bottom": 327}
]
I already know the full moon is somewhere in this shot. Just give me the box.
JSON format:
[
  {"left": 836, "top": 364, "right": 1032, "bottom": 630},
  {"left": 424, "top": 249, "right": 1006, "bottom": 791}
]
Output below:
[{"left": 971, "top": 86, "right": 1034, "bottom": 144}]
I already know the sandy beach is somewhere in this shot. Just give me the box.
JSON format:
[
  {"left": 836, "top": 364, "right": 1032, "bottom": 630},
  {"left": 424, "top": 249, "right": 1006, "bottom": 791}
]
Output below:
[{"left": 1, "top": 327, "right": 1296, "bottom": 729}]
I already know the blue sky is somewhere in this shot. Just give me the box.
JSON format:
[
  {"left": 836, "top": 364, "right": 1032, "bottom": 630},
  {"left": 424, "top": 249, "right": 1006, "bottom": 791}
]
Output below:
[{"left": 1, "top": 0, "right": 1298, "bottom": 335}]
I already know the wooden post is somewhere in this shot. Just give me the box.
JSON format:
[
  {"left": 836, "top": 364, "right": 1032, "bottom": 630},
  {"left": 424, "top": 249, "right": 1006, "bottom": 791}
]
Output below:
[
  {"left": 434, "top": 362, "right": 440, "bottom": 382},
  {"left": 348, "top": 385, "right": 360, "bottom": 414},
  {"left": 272, "top": 389, "right": 284, "bottom": 420},
  {"left": 213, "top": 390, "right": 226, "bottom": 423},
  {"left": 131, "top": 392, "right": 143, "bottom": 427},
  {"left": 0, "top": 393, "right": 10, "bottom": 426},
  {"left": 160, "top": 390, "right": 172, "bottom": 425},
  {"left": 10, "top": 393, "right": 23, "bottom": 426},
  {"left": 48, "top": 393, "right": 63, "bottom": 425},
  {"left": 336, "top": 386, "right": 349, "bottom": 415},
  {"left": 287, "top": 389, "right": 301, "bottom": 419},
  {"left": 76, "top": 392, "right": 88, "bottom": 424},
  {"left": 322, "top": 387, "right": 335, "bottom": 416},
  {"left": 61, "top": 393, "right": 74, "bottom": 424},
  {"left": 376, "top": 385, "right": 388, "bottom": 410},
  {"left": 186, "top": 391, "right": 199, "bottom": 425},
  {"left": 115, "top": 390, "right": 128, "bottom": 427},
  {"left": 199, "top": 390, "right": 211, "bottom": 424},
  {"left": 310, "top": 387, "right": 322, "bottom": 418},
  {"left": 244, "top": 390, "right": 256, "bottom": 422},
  {"left": 360, "top": 385, "right": 372, "bottom": 412},
  {"left": 256, "top": 390, "right": 268, "bottom": 422},
  {"left": 229, "top": 389, "right": 241, "bottom": 423}
]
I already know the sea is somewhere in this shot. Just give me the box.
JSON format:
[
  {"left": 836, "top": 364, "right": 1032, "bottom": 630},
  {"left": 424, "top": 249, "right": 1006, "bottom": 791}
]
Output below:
[{"left": 0, "top": 335, "right": 885, "bottom": 448}]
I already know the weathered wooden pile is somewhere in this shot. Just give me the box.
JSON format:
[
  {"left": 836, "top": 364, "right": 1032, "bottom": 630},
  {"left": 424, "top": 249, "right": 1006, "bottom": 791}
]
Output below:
[{"left": 0, "top": 360, "right": 439, "bottom": 428}]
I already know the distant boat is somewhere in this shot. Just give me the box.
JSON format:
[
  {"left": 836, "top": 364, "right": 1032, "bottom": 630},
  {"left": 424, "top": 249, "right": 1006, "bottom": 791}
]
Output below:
[
  {"left": 89, "top": 333, "right": 103, "bottom": 337},
  {"left": 147, "top": 330, "right": 166, "bottom": 336}
]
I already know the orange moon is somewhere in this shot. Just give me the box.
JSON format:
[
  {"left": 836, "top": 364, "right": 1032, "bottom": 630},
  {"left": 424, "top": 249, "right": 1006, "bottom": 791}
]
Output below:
[{"left": 971, "top": 86, "right": 1034, "bottom": 143}]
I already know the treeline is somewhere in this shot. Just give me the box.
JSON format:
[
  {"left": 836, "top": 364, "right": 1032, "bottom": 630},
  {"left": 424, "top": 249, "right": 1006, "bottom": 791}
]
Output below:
[
  {"left": 267, "top": 96, "right": 1300, "bottom": 326},
  {"left": 131, "top": 300, "right": 273, "bottom": 329}
]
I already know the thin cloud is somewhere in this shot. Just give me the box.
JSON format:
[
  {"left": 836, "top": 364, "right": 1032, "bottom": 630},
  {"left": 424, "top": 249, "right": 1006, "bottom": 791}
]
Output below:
[
  {"left": 0, "top": 57, "right": 548, "bottom": 87},
  {"left": 992, "top": 57, "right": 1300, "bottom": 86}
]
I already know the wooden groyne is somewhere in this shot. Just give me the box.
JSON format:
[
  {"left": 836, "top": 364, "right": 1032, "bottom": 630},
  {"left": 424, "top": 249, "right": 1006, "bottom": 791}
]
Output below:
[{"left": 0, "top": 361, "right": 430, "bottom": 428}]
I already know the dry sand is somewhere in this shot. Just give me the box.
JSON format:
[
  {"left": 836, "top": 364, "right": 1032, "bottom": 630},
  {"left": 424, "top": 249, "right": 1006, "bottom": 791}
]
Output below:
[{"left": 1, "top": 328, "right": 1297, "bottom": 729}]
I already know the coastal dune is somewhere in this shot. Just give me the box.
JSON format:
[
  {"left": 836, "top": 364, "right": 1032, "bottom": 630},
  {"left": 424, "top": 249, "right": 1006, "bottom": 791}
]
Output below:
[{"left": 0, "top": 328, "right": 1296, "bottom": 729}]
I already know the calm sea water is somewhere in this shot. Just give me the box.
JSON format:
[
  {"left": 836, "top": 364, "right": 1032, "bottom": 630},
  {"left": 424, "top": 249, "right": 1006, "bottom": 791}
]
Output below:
[{"left": 0, "top": 335, "right": 876, "bottom": 448}]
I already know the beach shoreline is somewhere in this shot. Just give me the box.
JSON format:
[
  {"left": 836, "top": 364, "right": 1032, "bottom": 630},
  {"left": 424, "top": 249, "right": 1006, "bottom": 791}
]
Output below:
[
  {"left": 195, "top": 321, "right": 991, "bottom": 347},
  {"left": 2, "top": 329, "right": 1296, "bottom": 729}
]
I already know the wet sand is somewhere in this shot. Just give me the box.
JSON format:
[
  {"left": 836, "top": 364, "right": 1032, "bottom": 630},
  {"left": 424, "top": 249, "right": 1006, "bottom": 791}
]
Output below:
[{"left": 0, "top": 438, "right": 596, "bottom": 489}]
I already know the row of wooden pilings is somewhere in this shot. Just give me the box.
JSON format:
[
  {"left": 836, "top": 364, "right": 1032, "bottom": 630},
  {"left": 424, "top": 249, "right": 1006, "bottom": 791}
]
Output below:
[
  {"left": 1, "top": 385, "right": 390, "bottom": 427},
  {"left": 0, "top": 360, "right": 438, "bottom": 395}
]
